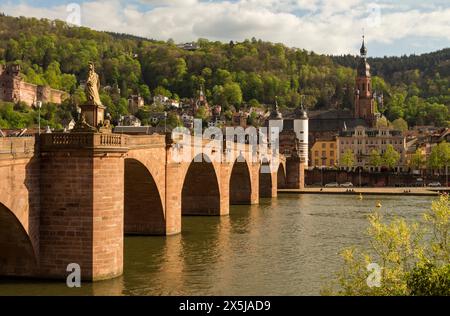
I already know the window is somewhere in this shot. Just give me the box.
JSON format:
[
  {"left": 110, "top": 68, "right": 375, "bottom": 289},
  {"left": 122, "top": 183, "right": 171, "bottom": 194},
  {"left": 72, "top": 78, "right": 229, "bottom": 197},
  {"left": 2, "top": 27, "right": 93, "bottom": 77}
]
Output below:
[
  {"left": 315, "top": 151, "right": 319, "bottom": 157},
  {"left": 315, "top": 159, "right": 319, "bottom": 166},
  {"left": 330, "top": 143, "right": 334, "bottom": 149},
  {"left": 322, "top": 143, "right": 326, "bottom": 149},
  {"left": 322, "top": 151, "right": 326, "bottom": 157},
  {"left": 330, "top": 159, "right": 334, "bottom": 166},
  {"left": 330, "top": 151, "right": 334, "bottom": 157}
]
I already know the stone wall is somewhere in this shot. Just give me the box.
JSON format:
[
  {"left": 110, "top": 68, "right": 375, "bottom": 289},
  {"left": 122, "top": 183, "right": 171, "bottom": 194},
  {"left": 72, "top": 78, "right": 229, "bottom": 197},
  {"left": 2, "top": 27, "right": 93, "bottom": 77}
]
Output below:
[
  {"left": 0, "top": 65, "right": 66, "bottom": 106},
  {"left": 0, "top": 136, "right": 40, "bottom": 277}
]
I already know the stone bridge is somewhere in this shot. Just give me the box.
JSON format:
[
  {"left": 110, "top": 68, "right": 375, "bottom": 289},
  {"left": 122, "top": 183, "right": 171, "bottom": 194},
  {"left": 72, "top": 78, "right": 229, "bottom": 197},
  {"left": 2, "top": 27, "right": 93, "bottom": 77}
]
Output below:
[{"left": 0, "top": 133, "right": 304, "bottom": 281}]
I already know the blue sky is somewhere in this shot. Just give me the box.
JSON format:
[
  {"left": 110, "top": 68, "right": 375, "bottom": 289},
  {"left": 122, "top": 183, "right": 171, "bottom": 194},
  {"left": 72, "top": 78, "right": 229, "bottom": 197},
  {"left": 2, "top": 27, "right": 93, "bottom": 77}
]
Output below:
[{"left": 1, "top": 0, "right": 449, "bottom": 56}]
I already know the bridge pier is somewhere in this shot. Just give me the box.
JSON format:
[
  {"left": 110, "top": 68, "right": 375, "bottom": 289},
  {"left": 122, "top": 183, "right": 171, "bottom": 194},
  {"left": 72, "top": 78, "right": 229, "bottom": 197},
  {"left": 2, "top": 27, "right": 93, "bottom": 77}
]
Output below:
[
  {"left": 285, "top": 157, "right": 305, "bottom": 189},
  {"left": 39, "top": 133, "right": 126, "bottom": 281}
]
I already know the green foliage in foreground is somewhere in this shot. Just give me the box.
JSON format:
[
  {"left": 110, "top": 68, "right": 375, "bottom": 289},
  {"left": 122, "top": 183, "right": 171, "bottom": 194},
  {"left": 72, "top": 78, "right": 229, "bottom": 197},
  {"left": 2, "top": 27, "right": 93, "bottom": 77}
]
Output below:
[{"left": 323, "top": 194, "right": 450, "bottom": 296}]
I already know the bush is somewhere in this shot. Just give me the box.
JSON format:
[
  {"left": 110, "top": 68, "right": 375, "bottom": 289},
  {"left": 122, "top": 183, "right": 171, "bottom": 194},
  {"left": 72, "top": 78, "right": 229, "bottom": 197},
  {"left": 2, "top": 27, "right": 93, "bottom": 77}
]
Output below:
[
  {"left": 324, "top": 194, "right": 450, "bottom": 296},
  {"left": 407, "top": 263, "right": 450, "bottom": 296}
]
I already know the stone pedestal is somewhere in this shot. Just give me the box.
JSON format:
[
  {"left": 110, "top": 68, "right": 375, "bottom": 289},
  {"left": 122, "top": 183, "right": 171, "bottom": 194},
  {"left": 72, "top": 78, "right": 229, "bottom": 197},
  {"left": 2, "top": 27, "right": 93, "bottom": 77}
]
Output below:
[{"left": 80, "top": 103, "right": 105, "bottom": 128}]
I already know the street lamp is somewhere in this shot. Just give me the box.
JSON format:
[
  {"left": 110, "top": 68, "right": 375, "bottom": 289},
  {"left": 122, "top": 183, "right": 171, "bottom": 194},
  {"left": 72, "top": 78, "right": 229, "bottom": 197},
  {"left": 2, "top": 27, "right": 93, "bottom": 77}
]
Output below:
[
  {"left": 164, "top": 111, "right": 167, "bottom": 133},
  {"left": 37, "top": 101, "right": 42, "bottom": 135}
]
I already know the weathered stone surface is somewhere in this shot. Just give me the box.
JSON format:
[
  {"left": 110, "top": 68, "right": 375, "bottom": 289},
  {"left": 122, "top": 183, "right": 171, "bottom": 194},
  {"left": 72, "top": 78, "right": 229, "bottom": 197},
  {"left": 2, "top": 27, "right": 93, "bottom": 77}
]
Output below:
[{"left": 0, "top": 133, "right": 298, "bottom": 281}]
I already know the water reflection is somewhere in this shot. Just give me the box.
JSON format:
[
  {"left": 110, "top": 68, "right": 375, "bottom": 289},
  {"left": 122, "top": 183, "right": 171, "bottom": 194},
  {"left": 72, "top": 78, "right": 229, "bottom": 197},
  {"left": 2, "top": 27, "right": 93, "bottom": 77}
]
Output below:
[{"left": 0, "top": 194, "right": 434, "bottom": 296}]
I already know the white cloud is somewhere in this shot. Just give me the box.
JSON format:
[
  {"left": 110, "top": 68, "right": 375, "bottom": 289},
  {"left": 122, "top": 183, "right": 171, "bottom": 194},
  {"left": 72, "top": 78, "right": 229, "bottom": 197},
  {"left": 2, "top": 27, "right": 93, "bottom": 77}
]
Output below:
[{"left": 0, "top": 0, "right": 449, "bottom": 56}]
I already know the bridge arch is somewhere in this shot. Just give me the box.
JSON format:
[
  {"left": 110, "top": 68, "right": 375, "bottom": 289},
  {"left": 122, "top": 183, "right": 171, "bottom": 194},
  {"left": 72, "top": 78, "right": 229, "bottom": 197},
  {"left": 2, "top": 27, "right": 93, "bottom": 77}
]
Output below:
[
  {"left": 0, "top": 202, "right": 37, "bottom": 277},
  {"left": 277, "top": 163, "right": 286, "bottom": 189},
  {"left": 229, "top": 157, "right": 252, "bottom": 205},
  {"left": 182, "top": 154, "right": 221, "bottom": 216},
  {"left": 124, "top": 158, "right": 165, "bottom": 235}
]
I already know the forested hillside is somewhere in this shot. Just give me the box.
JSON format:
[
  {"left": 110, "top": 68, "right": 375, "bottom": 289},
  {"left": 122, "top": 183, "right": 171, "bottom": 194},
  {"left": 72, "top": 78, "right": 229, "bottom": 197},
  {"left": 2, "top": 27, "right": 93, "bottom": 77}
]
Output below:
[{"left": 0, "top": 14, "right": 449, "bottom": 128}]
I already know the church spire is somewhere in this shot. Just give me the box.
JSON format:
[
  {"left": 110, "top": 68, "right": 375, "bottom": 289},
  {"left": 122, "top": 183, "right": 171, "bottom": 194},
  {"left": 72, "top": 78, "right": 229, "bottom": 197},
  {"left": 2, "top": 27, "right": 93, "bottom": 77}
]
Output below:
[{"left": 360, "top": 35, "right": 368, "bottom": 57}]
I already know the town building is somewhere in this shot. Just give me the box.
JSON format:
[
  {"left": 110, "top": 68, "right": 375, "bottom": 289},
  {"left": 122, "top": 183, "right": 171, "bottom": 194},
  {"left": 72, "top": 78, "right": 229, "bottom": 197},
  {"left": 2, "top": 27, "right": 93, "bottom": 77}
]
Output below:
[
  {"left": 232, "top": 111, "right": 249, "bottom": 128},
  {"left": 181, "top": 113, "right": 194, "bottom": 129},
  {"left": 311, "top": 137, "right": 337, "bottom": 168},
  {"left": 337, "top": 125, "right": 407, "bottom": 172},
  {"left": 0, "top": 64, "right": 67, "bottom": 106},
  {"left": 266, "top": 102, "right": 309, "bottom": 165},
  {"left": 128, "top": 95, "right": 145, "bottom": 114},
  {"left": 122, "top": 115, "right": 142, "bottom": 127}
]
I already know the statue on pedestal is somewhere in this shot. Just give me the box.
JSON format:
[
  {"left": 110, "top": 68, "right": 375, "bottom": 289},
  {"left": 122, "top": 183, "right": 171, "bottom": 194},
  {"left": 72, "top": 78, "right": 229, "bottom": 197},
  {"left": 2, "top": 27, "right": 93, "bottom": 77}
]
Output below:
[
  {"left": 73, "top": 62, "right": 111, "bottom": 133},
  {"left": 86, "top": 62, "right": 102, "bottom": 106}
]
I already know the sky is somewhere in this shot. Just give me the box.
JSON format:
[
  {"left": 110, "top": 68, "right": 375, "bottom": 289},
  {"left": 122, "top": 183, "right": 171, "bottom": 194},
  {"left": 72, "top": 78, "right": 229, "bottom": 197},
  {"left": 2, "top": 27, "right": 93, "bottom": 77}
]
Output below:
[{"left": 0, "top": 0, "right": 449, "bottom": 57}]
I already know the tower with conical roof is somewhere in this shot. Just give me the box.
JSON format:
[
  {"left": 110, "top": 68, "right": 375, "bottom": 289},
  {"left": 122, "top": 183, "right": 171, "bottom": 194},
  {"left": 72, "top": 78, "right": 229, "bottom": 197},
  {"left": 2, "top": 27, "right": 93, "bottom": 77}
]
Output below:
[{"left": 354, "top": 36, "right": 376, "bottom": 127}]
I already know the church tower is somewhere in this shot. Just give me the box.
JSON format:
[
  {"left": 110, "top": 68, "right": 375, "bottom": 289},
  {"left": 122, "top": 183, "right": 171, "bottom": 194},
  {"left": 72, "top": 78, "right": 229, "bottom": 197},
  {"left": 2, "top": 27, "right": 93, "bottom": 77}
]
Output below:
[{"left": 354, "top": 36, "right": 376, "bottom": 127}]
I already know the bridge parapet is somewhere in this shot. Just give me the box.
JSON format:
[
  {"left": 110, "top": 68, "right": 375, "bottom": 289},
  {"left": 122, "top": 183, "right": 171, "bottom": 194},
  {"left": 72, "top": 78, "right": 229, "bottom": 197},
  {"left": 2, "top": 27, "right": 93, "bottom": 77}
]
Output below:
[
  {"left": 40, "top": 133, "right": 127, "bottom": 153},
  {"left": 124, "top": 134, "right": 167, "bottom": 149},
  {"left": 0, "top": 136, "right": 36, "bottom": 158}
]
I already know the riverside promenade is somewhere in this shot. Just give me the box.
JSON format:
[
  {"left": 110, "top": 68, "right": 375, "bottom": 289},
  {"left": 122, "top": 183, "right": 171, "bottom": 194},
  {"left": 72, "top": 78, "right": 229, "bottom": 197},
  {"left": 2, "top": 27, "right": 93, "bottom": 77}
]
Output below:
[{"left": 279, "top": 187, "right": 449, "bottom": 196}]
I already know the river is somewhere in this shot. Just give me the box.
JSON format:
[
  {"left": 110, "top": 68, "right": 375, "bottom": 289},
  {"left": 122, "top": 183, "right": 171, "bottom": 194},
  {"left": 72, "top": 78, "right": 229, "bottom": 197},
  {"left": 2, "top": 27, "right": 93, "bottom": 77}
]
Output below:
[{"left": 0, "top": 194, "right": 434, "bottom": 296}]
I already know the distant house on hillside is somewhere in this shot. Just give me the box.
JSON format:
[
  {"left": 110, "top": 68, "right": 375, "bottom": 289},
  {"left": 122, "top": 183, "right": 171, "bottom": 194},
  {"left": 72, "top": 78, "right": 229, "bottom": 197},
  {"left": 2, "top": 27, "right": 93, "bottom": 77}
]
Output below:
[{"left": 177, "top": 42, "right": 199, "bottom": 51}]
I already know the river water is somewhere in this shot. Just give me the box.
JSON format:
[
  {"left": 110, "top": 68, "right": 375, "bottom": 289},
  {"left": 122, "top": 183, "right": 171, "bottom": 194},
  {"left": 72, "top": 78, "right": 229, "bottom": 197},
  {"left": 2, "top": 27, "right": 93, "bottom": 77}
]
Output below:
[{"left": 0, "top": 194, "right": 434, "bottom": 296}]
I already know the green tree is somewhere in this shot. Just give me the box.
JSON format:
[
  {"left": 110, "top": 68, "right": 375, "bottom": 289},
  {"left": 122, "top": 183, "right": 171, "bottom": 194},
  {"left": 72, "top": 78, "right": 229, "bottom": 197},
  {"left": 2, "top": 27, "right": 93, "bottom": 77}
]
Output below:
[
  {"left": 153, "top": 86, "right": 172, "bottom": 98},
  {"left": 392, "top": 118, "right": 408, "bottom": 132},
  {"left": 382, "top": 145, "right": 401, "bottom": 170},
  {"left": 194, "top": 106, "right": 210, "bottom": 122},
  {"left": 223, "top": 82, "right": 243, "bottom": 107},
  {"left": 428, "top": 142, "right": 450, "bottom": 175},
  {"left": 409, "top": 148, "right": 426, "bottom": 171},
  {"left": 369, "top": 149, "right": 382, "bottom": 169},
  {"left": 340, "top": 149, "right": 355, "bottom": 170}
]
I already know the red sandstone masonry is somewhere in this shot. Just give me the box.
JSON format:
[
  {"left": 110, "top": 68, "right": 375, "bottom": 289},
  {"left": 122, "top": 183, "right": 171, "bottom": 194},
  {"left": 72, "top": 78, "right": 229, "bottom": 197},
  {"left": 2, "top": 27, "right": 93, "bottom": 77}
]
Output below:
[
  {"left": 0, "top": 137, "right": 39, "bottom": 277},
  {"left": 0, "top": 133, "right": 296, "bottom": 281}
]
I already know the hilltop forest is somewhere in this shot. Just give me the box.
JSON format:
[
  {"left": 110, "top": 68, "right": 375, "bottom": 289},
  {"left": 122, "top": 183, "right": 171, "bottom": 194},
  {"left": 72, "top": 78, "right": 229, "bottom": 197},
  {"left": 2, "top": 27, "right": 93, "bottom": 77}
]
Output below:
[{"left": 0, "top": 14, "right": 449, "bottom": 129}]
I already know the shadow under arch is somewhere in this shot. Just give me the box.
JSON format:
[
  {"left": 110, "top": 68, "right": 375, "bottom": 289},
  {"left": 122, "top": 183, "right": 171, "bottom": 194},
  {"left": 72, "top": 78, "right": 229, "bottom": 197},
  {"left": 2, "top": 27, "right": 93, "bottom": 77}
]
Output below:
[
  {"left": 124, "top": 158, "right": 165, "bottom": 235},
  {"left": 229, "top": 157, "right": 252, "bottom": 205},
  {"left": 277, "top": 163, "right": 286, "bottom": 189},
  {"left": 0, "top": 202, "right": 37, "bottom": 277},
  {"left": 259, "top": 159, "right": 273, "bottom": 198},
  {"left": 182, "top": 154, "right": 221, "bottom": 216}
]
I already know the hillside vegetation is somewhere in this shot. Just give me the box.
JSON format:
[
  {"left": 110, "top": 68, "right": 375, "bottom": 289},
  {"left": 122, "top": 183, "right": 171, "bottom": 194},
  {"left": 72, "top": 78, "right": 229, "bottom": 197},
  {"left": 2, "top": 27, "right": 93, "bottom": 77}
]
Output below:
[{"left": 0, "top": 14, "right": 449, "bottom": 128}]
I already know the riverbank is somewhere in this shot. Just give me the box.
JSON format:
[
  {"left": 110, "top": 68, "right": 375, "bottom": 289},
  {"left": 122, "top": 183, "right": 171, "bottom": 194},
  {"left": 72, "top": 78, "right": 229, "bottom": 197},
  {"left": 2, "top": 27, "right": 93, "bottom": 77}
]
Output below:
[{"left": 279, "top": 187, "right": 449, "bottom": 196}]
